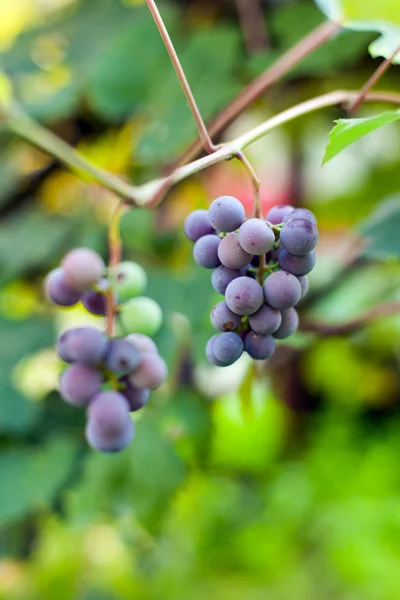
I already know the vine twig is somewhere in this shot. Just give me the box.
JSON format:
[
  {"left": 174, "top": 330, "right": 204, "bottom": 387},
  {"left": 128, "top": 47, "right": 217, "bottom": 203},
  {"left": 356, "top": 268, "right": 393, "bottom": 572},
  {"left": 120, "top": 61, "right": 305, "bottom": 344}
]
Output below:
[{"left": 105, "top": 201, "right": 124, "bottom": 337}]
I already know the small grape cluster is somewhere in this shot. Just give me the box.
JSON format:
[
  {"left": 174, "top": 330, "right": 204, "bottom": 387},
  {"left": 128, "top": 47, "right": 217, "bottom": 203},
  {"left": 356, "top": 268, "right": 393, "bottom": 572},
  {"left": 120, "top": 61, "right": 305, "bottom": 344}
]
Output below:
[
  {"left": 184, "top": 198, "right": 318, "bottom": 367},
  {"left": 45, "top": 248, "right": 167, "bottom": 453}
]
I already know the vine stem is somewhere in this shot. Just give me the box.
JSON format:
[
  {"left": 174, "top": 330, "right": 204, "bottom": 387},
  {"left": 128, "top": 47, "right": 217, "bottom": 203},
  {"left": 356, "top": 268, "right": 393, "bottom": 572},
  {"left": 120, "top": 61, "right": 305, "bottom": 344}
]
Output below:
[
  {"left": 105, "top": 201, "right": 124, "bottom": 337},
  {"left": 145, "top": 0, "right": 217, "bottom": 154}
]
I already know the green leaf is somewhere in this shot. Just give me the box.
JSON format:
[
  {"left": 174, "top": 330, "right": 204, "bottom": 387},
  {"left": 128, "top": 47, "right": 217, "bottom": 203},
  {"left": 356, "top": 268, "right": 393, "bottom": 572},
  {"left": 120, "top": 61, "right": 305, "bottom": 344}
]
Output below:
[
  {"left": 323, "top": 111, "right": 400, "bottom": 165},
  {"left": 369, "top": 29, "right": 400, "bottom": 63},
  {"left": 359, "top": 195, "right": 400, "bottom": 260},
  {"left": 315, "top": 0, "right": 400, "bottom": 31}
]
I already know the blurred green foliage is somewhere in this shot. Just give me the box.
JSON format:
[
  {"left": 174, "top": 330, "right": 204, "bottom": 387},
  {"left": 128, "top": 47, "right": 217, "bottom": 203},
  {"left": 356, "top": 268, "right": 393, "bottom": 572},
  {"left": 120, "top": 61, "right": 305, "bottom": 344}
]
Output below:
[{"left": 1, "top": 1, "right": 400, "bottom": 599}]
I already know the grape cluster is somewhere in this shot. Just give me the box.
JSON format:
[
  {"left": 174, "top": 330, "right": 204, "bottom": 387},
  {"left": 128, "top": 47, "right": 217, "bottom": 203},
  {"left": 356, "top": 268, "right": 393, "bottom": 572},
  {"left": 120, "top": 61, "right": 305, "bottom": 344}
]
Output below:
[
  {"left": 45, "top": 248, "right": 166, "bottom": 453},
  {"left": 184, "top": 198, "right": 318, "bottom": 367}
]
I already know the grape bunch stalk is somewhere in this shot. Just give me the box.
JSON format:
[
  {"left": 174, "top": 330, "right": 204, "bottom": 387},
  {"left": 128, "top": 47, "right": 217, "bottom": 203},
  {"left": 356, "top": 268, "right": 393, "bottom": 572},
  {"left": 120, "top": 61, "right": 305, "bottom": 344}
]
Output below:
[
  {"left": 45, "top": 248, "right": 167, "bottom": 453},
  {"left": 184, "top": 197, "right": 318, "bottom": 366}
]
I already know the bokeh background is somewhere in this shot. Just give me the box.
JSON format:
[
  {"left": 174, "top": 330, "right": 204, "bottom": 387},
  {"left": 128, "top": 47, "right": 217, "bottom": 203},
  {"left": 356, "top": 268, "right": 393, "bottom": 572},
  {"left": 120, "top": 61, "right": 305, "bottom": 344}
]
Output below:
[{"left": 1, "top": 1, "right": 400, "bottom": 598}]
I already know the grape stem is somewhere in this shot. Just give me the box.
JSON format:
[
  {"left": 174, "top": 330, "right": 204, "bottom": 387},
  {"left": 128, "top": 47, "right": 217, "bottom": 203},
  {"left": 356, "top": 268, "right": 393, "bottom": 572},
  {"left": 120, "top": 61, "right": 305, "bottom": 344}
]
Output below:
[{"left": 105, "top": 201, "right": 124, "bottom": 337}]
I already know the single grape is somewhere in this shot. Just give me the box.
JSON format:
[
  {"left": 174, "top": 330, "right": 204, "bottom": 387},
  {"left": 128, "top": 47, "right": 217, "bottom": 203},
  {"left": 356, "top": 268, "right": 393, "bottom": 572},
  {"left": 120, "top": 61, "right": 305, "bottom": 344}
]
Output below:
[
  {"left": 283, "top": 208, "right": 316, "bottom": 225},
  {"left": 193, "top": 234, "right": 221, "bottom": 269},
  {"left": 184, "top": 209, "right": 214, "bottom": 241},
  {"left": 129, "top": 352, "right": 167, "bottom": 389},
  {"left": 218, "top": 233, "right": 253, "bottom": 270},
  {"left": 265, "top": 247, "right": 281, "bottom": 264},
  {"left": 273, "top": 308, "right": 299, "bottom": 339},
  {"left": 109, "top": 261, "right": 147, "bottom": 302},
  {"left": 119, "top": 297, "right": 163, "bottom": 336},
  {"left": 249, "top": 304, "right": 281, "bottom": 335},
  {"left": 266, "top": 205, "right": 294, "bottom": 224},
  {"left": 59, "top": 364, "right": 102, "bottom": 406},
  {"left": 86, "top": 391, "right": 133, "bottom": 453},
  {"left": 82, "top": 290, "right": 107, "bottom": 315},
  {"left": 211, "top": 266, "right": 242, "bottom": 294},
  {"left": 104, "top": 338, "right": 141, "bottom": 374},
  {"left": 280, "top": 218, "right": 318, "bottom": 256},
  {"left": 206, "top": 334, "right": 224, "bottom": 366},
  {"left": 210, "top": 301, "right": 241, "bottom": 332},
  {"left": 244, "top": 331, "right": 275, "bottom": 360},
  {"left": 212, "top": 332, "right": 244, "bottom": 366},
  {"left": 238, "top": 218, "right": 275, "bottom": 255},
  {"left": 125, "top": 333, "right": 158, "bottom": 354},
  {"left": 298, "top": 276, "right": 309, "bottom": 299},
  {"left": 62, "top": 248, "right": 105, "bottom": 291},
  {"left": 120, "top": 377, "right": 150, "bottom": 412},
  {"left": 263, "top": 271, "right": 301, "bottom": 309},
  {"left": 225, "top": 276, "right": 264, "bottom": 316},
  {"left": 57, "top": 327, "right": 108, "bottom": 364},
  {"left": 278, "top": 249, "right": 316, "bottom": 276},
  {"left": 208, "top": 196, "right": 245, "bottom": 232},
  {"left": 45, "top": 268, "right": 81, "bottom": 307}
]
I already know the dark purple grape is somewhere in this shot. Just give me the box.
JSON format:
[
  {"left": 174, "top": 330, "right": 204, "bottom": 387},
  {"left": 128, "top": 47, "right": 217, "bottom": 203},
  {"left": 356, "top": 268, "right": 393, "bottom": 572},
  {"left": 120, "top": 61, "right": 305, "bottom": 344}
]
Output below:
[
  {"left": 184, "top": 209, "right": 214, "bottom": 241},
  {"left": 208, "top": 196, "right": 245, "bottom": 232},
  {"left": 283, "top": 208, "right": 316, "bottom": 225},
  {"left": 62, "top": 248, "right": 105, "bottom": 291},
  {"left": 45, "top": 268, "right": 81, "bottom": 307},
  {"left": 82, "top": 290, "right": 107, "bottom": 315},
  {"left": 206, "top": 335, "right": 224, "bottom": 366},
  {"left": 57, "top": 327, "right": 108, "bottom": 364},
  {"left": 249, "top": 304, "right": 281, "bottom": 335},
  {"left": 238, "top": 218, "right": 275, "bottom": 255},
  {"left": 212, "top": 332, "right": 244, "bottom": 366},
  {"left": 86, "top": 391, "right": 133, "bottom": 453},
  {"left": 273, "top": 308, "right": 299, "bottom": 339},
  {"left": 129, "top": 352, "right": 167, "bottom": 389},
  {"left": 218, "top": 233, "right": 253, "bottom": 269},
  {"left": 280, "top": 218, "right": 318, "bottom": 256},
  {"left": 278, "top": 249, "right": 316, "bottom": 276},
  {"left": 210, "top": 301, "right": 241, "bottom": 331},
  {"left": 104, "top": 339, "right": 141, "bottom": 374},
  {"left": 125, "top": 333, "right": 158, "bottom": 354},
  {"left": 59, "top": 364, "right": 102, "bottom": 406},
  {"left": 244, "top": 331, "right": 275, "bottom": 360},
  {"left": 263, "top": 271, "right": 301, "bottom": 309},
  {"left": 265, "top": 247, "right": 281, "bottom": 264},
  {"left": 120, "top": 377, "right": 150, "bottom": 412},
  {"left": 211, "top": 266, "right": 242, "bottom": 294},
  {"left": 298, "top": 276, "right": 309, "bottom": 299},
  {"left": 193, "top": 234, "right": 221, "bottom": 269},
  {"left": 225, "top": 276, "right": 264, "bottom": 316},
  {"left": 266, "top": 205, "right": 294, "bottom": 224}
]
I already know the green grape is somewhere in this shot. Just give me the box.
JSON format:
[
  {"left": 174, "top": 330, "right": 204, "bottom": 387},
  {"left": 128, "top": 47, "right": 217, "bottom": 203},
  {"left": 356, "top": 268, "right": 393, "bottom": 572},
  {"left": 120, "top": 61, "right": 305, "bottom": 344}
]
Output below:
[
  {"left": 109, "top": 261, "right": 147, "bottom": 302},
  {"left": 119, "top": 296, "right": 163, "bottom": 336}
]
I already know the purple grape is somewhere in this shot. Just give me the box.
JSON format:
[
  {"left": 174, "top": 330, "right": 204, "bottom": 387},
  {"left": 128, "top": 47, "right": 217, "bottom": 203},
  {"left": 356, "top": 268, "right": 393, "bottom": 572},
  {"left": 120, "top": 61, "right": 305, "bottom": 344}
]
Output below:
[
  {"left": 278, "top": 249, "right": 316, "bottom": 276},
  {"left": 218, "top": 233, "right": 253, "bottom": 269},
  {"left": 211, "top": 266, "right": 242, "bottom": 294},
  {"left": 244, "top": 331, "right": 275, "bottom": 360},
  {"left": 212, "top": 332, "right": 244, "bottom": 366},
  {"left": 210, "top": 301, "right": 241, "bottom": 332},
  {"left": 273, "top": 308, "right": 299, "bottom": 339},
  {"left": 59, "top": 364, "right": 102, "bottom": 406},
  {"left": 82, "top": 290, "right": 107, "bottom": 315},
  {"left": 86, "top": 391, "right": 133, "bottom": 453},
  {"left": 129, "top": 352, "right": 167, "bottom": 389},
  {"left": 265, "top": 247, "right": 281, "bottom": 264},
  {"left": 45, "top": 268, "right": 81, "bottom": 307},
  {"left": 263, "top": 271, "right": 301, "bottom": 310},
  {"left": 57, "top": 327, "right": 108, "bottom": 365},
  {"left": 104, "top": 338, "right": 141, "bottom": 374},
  {"left": 193, "top": 234, "right": 221, "bottom": 269},
  {"left": 280, "top": 218, "right": 318, "bottom": 256},
  {"left": 266, "top": 205, "right": 294, "bottom": 224},
  {"left": 125, "top": 333, "right": 158, "bottom": 354},
  {"left": 225, "top": 276, "right": 264, "bottom": 316},
  {"left": 283, "top": 208, "right": 316, "bottom": 225},
  {"left": 120, "top": 377, "right": 150, "bottom": 412},
  {"left": 298, "top": 276, "right": 309, "bottom": 299},
  {"left": 208, "top": 196, "right": 245, "bottom": 232},
  {"left": 249, "top": 304, "right": 281, "bottom": 335},
  {"left": 206, "top": 334, "right": 225, "bottom": 366},
  {"left": 62, "top": 247, "right": 105, "bottom": 291},
  {"left": 238, "top": 218, "right": 275, "bottom": 255},
  {"left": 184, "top": 209, "right": 214, "bottom": 241}
]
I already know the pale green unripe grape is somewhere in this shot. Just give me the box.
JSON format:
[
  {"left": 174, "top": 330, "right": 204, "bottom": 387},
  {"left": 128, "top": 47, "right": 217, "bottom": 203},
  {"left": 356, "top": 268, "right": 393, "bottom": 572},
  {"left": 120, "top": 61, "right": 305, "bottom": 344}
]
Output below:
[
  {"left": 109, "top": 261, "right": 147, "bottom": 302},
  {"left": 119, "top": 296, "right": 163, "bottom": 336}
]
